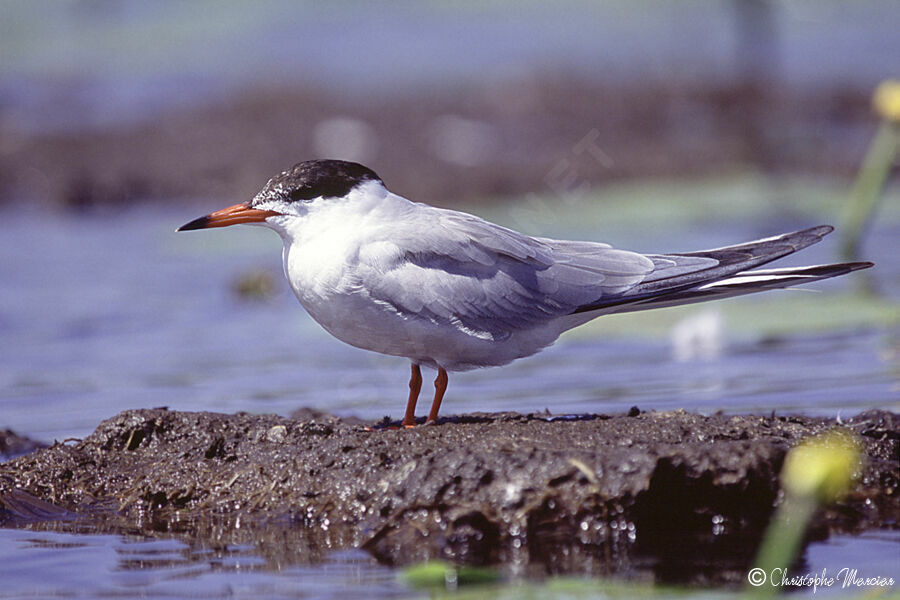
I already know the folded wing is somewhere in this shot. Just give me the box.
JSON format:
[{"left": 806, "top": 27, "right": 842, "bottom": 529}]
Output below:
[{"left": 362, "top": 213, "right": 869, "bottom": 339}]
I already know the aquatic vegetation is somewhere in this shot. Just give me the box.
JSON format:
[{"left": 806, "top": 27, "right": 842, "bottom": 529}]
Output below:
[{"left": 748, "top": 429, "right": 865, "bottom": 597}]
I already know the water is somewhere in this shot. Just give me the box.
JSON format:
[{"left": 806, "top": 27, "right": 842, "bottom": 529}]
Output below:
[
  {"left": 0, "top": 199, "right": 897, "bottom": 597},
  {"left": 0, "top": 529, "right": 409, "bottom": 599},
  {"left": 0, "top": 529, "right": 895, "bottom": 599},
  {"left": 0, "top": 203, "right": 896, "bottom": 442},
  {"left": 799, "top": 531, "right": 900, "bottom": 597}
]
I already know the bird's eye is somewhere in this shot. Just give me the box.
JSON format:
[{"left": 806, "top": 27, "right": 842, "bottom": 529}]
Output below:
[{"left": 288, "top": 187, "right": 317, "bottom": 202}]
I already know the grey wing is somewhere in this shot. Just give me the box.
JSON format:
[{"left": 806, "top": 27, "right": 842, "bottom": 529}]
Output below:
[
  {"left": 362, "top": 207, "right": 839, "bottom": 337},
  {"left": 361, "top": 208, "right": 656, "bottom": 339}
]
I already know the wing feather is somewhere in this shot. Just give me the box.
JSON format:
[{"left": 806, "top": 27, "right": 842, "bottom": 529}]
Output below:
[
  {"left": 360, "top": 207, "right": 654, "bottom": 338},
  {"left": 359, "top": 207, "right": 840, "bottom": 340}
]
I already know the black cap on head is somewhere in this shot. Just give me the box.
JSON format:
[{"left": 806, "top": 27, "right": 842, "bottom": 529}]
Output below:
[{"left": 254, "top": 159, "right": 383, "bottom": 205}]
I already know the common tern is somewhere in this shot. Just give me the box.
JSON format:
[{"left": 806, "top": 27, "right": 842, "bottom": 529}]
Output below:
[{"left": 178, "top": 159, "right": 872, "bottom": 426}]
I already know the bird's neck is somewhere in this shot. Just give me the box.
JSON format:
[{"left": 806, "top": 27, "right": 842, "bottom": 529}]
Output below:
[{"left": 277, "top": 184, "right": 412, "bottom": 305}]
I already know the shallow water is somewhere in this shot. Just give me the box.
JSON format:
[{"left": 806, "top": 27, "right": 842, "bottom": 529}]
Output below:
[
  {"left": 0, "top": 528, "right": 408, "bottom": 599},
  {"left": 0, "top": 203, "right": 896, "bottom": 442},
  {"left": 0, "top": 528, "right": 896, "bottom": 598},
  {"left": 0, "top": 199, "right": 897, "bottom": 597}
]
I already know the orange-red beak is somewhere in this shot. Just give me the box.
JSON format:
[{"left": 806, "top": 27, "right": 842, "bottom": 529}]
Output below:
[{"left": 177, "top": 202, "right": 280, "bottom": 231}]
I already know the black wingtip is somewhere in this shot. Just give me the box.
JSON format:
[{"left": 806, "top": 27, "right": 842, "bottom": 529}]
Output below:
[
  {"left": 176, "top": 216, "right": 210, "bottom": 232},
  {"left": 777, "top": 261, "right": 874, "bottom": 278},
  {"left": 847, "top": 261, "right": 875, "bottom": 271}
]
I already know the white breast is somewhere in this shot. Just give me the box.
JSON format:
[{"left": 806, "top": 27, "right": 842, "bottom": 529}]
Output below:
[
  {"left": 270, "top": 186, "right": 423, "bottom": 358},
  {"left": 265, "top": 183, "right": 574, "bottom": 371}
]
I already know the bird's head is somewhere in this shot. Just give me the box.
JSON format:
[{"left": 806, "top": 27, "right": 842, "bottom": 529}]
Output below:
[{"left": 177, "top": 159, "right": 384, "bottom": 232}]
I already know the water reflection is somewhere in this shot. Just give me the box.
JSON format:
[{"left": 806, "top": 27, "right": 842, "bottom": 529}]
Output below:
[{"left": 0, "top": 528, "right": 408, "bottom": 599}]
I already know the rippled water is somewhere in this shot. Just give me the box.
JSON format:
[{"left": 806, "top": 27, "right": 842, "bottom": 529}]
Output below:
[
  {"left": 0, "top": 528, "right": 896, "bottom": 598},
  {"left": 0, "top": 529, "right": 407, "bottom": 599},
  {"left": 0, "top": 198, "right": 897, "bottom": 597}
]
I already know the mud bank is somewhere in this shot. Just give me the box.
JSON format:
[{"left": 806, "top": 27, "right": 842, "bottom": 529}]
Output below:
[{"left": 1, "top": 409, "right": 896, "bottom": 584}]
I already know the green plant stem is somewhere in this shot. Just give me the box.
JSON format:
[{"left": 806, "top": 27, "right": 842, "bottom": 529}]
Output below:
[
  {"left": 841, "top": 120, "right": 899, "bottom": 263},
  {"left": 747, "top": 494, "right": 819, "bottom": 597}
]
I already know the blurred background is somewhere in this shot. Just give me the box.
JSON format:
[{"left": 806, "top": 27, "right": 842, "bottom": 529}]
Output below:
[{"left": 1, "top": 0, "right": 898, "bottom": 209}]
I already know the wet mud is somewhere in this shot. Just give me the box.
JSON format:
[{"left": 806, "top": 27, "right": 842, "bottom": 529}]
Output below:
[{"left": 1, "top": 408, "right": 896, "bottom": 585}]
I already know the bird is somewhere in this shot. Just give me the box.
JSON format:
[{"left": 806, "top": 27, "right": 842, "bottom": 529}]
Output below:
[{"left": 178, "top": 159, "right": 873, "bottom": 426}]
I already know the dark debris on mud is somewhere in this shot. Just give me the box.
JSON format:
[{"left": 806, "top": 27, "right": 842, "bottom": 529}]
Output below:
[{"left": 0, "top": 408, "right": 897, "bottom": 585}]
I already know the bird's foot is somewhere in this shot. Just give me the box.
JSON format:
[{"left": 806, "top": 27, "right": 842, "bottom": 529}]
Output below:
[{"left": 363, "top": 419, "right": 418, "bottom": 431}]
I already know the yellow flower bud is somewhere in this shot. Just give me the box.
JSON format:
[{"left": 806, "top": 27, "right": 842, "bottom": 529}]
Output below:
[
  {"left": 781, "top": 429, "right": 863, "bottom": 504},
  {"left": 873, "top": 80, "right": 900, "bottom": 123}
]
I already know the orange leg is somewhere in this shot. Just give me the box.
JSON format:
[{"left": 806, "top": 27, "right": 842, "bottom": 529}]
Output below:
[
  {"left": 427, "top": 367, "right": 448, "bottom": 424},
  {"left": 401, "top": 363, "right": 422, "bottom": 427}
]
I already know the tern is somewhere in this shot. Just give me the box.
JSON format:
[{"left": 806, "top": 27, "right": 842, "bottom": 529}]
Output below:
[{"left": 178, "top": 159, "right": 872, "bottom": 426}]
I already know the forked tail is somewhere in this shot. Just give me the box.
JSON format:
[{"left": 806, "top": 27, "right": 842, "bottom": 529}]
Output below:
[
  {"left": 573, "top": 225, "right": 873, "bottom": 315},
  {"left": 608, "top": 261, "right": 872, "bottom": 314}
]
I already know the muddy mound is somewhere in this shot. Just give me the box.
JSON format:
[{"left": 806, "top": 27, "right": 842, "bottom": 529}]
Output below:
[{"left": 1, "top": 409, "right": 896, "bottom": 584}]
